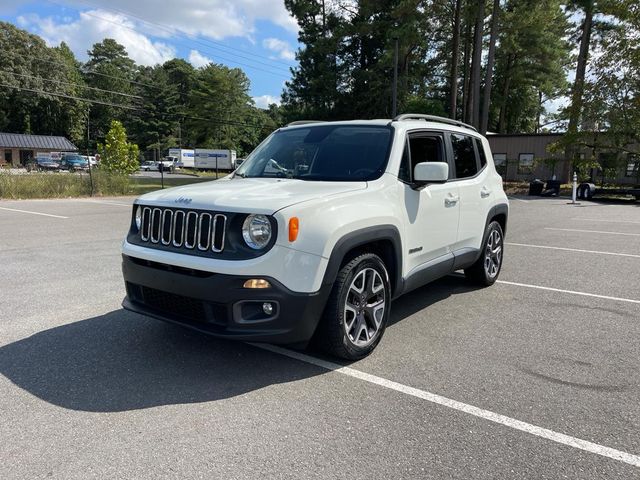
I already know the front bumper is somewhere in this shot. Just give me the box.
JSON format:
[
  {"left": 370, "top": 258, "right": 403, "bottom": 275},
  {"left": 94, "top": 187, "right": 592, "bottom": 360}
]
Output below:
[{"left": 121, "top": 254, "right": 329, "bottom": 344}]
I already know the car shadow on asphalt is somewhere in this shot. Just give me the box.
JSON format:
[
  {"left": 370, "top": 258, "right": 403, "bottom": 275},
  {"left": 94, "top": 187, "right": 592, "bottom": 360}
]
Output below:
[
  {"left": 387, "top": 274, "right": 480, "bottom": 328},
  {"left": 0, "top": 276, "right": 481, "bottom": 413},
  {"left": 0, "top": 311, "right": 328, "bottom": 413}
]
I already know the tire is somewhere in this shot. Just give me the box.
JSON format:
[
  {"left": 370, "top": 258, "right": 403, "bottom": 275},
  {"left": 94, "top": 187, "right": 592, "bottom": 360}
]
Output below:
[
  {"left": 315, "top": 253, "right": 391, "bottom": 360},
  {"left": 464, "top": 221, "right": 504, "bottom": 286}
]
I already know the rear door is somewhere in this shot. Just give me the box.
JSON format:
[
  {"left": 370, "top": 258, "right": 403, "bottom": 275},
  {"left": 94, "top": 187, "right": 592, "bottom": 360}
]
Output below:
[
  {"left": 448, "top": 132, "right": 491, "bottom": 251},
  {"left": 398, "top": 131, "right": 460, "bottom": 275}
]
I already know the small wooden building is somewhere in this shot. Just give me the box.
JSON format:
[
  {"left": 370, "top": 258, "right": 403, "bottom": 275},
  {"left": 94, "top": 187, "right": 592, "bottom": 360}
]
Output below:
[{"left": 0, "top": 132, "right": 77, "bottom": 167}]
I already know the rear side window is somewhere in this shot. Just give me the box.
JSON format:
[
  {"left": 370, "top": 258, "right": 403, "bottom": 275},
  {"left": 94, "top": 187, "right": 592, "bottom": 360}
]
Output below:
[{"left": 450, "top": 133, "right": 479, "bottom": 178}]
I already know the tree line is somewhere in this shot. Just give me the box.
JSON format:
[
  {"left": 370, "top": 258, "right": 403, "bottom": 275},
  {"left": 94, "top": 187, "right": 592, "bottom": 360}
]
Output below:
[
  {"left": 1, "top": 1, "right": 639, "bottom": 174},
  {"left": 0, "top": 22, "right": 282, "bottom": 159},
  {"left": 282, "top": 0, "right": 640, "bottom": 170}
]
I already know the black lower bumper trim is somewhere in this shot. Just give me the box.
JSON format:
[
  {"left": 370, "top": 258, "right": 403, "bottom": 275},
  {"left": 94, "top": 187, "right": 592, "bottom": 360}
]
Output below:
[{"left": 121, "top": 255, "right": 329, "bottom": 344}]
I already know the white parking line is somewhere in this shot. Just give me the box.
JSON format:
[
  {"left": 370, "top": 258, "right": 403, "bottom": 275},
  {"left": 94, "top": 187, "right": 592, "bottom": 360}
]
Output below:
[
  {"left": 506, "top": 242, "right": 640, "bottom": 259},
  {"left": 76, "top": 199, "right": 132, "bottom": 207},
  {"left": 545, "top": 227, "right": 640, "bottom": 237},
  {"left": 497, "top": 280, "right": 640, "bottom": 304},
  {"left": 254, "top": 343, "right": 640, "bottom": 468},
  {"left": 572, "top": 218, "right": 640, "bottom": 225},
  {"left": 0, "top": 206, "right": 68, "bottom": 219}
]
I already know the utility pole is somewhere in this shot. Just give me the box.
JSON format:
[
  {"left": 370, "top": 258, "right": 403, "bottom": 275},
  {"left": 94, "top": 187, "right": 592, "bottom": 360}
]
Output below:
[
  {"left": 392, "top": 37, "right": 399, "bottom": 118},
  {"left": 86, "top": 106, "right": 93, "bottom": 196}
]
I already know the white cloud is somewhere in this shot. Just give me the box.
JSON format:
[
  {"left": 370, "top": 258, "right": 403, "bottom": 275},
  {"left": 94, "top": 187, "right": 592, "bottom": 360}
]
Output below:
[
  {"left": 10, "top": 0, "right": 297, "bottom": 38},
  {"left": 20, "top": 10, "right": 176, "bottom": 66},
  {"left": 188, "top": 49, "right": 212, "bottom": 68},
  {"left": 263, "top": 37, "right": 295, "bottom": 61},
  {"left": 252, "top": 95, "right": 281, "bottom": 109}
]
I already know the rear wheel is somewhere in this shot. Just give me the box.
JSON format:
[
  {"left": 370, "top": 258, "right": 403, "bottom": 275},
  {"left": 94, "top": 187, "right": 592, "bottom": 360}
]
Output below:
[
  {"left": 316, "top": 253, "right": 390, "bottom": 360},
  {"left": 465, "top": 221, "right": 504, "bottom": 286}
]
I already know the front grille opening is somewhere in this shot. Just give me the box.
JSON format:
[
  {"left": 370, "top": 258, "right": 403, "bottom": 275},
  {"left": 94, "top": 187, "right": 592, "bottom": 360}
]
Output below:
[
  {"left": 161, "top": 210, "right": 173, "bottom": 245},
  {"left": 173, "top": 211, "right": 185, "bottom": 246},
  {"left": 151, "top": 208, "right": 162, "bottom": 243},
  {"left": 141, "top": 207, "right": 151, "bottom": 240},
  {"left": 198, "top": 214, "right": 212, "bottom": 250},
  {"left": 212, "top": 215, "right": 226, "bottom": 252},
  {"left": 127, "top": 282, "right": 227, "bottom": 326},
  {"left": 184, "top": 211, "right": 198, "bottom": 248}
]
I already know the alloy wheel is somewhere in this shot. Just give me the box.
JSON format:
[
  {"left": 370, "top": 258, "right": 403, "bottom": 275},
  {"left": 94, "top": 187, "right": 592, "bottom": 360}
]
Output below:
[
  {"left": 484, "top": 229, "right": 503, "bottom": 279},
  {"left": 343, "top": 267, "right": 386, "bottom": 347}
]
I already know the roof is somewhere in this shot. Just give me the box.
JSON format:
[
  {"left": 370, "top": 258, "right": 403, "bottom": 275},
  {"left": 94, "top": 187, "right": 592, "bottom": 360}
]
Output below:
[
  {"left": 281, "top": 118, "right": 483, "bottom": 137},
  {"left": 0, "top": 132, "right": 77, "bottom": 151},
  {"left": 487, "top": 132, "right": 563, "bottom": 137}
]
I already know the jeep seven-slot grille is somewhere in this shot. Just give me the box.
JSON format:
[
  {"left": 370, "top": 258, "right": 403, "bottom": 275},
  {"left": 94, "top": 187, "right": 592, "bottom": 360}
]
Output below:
[{"left": 139, "top": 207, "right": 226, "bottom": 252}]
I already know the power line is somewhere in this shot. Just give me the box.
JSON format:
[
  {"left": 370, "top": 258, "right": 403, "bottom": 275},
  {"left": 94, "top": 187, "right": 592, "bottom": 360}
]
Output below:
[
  {"left": 1, "top": 69, "right": 142, "bottom": 99},
  {"left": 0, "top": 83, "right": 141, "bottom": 110},
  {"left": 0, "top": 83, "right": 278, "bottom": 129},
  {"left": 44, "top": 0, "right": 292, "bottom": 79},
  {"left": 30, "top": 56, "right": 161, "bottom": 90},
  {"left": 70, "top": 0, "right": 295, "bottom": 72}
]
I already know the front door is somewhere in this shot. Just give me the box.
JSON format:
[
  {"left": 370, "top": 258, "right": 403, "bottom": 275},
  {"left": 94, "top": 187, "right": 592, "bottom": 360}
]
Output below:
[{"left": 398, "top": 131, "right": 460, "bottom": 276}]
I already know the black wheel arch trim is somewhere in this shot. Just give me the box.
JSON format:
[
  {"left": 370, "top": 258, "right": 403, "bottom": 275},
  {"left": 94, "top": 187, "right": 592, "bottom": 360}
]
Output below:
[
  {"left": 322, "top": 225, "right": 403, "bottom": 297},
  {"left": 487, "top": 202, "right": 509, "bottom": 234}
]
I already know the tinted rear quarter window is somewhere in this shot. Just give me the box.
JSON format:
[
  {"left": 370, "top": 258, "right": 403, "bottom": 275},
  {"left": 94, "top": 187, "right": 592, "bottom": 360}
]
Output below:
[
  {"left": 450, "top": 133, "right": 478, "bottom": 178},
  {"left": 475, "top": 137, "right": 487, "bottom": 168}
]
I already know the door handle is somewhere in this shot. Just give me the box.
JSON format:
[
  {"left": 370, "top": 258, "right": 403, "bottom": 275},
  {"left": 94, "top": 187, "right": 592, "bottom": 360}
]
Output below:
[
  {"left": 480, "top": 187, "right": 492, "bottom": 198},
  {"left": 444, "top": 195, "right": 459, "bottom": 207}
]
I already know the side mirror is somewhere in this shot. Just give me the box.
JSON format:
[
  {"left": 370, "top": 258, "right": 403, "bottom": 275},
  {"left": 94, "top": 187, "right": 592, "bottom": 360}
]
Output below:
[{"left": 413, "top": 162, "right": 449, "bottom": 185}]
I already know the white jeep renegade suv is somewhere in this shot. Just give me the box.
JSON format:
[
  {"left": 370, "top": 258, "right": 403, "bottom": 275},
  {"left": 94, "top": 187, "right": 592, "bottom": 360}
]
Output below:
[{"left": 121, "top": 114, "right": 508, "bottom": 359}]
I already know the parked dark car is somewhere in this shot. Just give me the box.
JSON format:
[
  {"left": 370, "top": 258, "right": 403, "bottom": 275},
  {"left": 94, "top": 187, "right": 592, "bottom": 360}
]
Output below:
[
  {"left": 59, "top": 154, "right": 89, "bottom": 171},
  {"left": 36, "top": 157, "right": 61, "bottom": 171}
]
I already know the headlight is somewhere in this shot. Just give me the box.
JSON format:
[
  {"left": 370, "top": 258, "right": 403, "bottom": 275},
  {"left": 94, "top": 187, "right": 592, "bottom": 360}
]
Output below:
[
  {"left": 242, "top": 214, "right": 272, "bottom": 249},
  {"left": 135, "top": 206, "right": 142, "bottom": 230}
]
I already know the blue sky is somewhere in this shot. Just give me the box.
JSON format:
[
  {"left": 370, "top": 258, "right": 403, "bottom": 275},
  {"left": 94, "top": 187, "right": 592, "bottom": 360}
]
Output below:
[{"left": 0, "top": 0, "right": 299, "bottom": 108}]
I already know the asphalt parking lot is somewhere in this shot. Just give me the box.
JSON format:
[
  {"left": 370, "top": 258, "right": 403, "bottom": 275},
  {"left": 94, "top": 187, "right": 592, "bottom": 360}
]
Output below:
[{"left": 0, "top": 196, "right": 639, "bottom": 479}]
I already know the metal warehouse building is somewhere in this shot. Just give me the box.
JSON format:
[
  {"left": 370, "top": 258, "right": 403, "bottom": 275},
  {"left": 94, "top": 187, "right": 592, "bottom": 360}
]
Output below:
[
  {"left": 487, "top": 133, "right": 639, "bottom": 185},
  {"left": 0, "top": 132, "right": 78, "bottom": 167}
]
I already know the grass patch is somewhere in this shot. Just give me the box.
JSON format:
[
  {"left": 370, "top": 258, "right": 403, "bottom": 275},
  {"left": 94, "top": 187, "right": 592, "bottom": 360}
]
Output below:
[{"left": 0, "top": 170, "right": 215, "bottom": 199}]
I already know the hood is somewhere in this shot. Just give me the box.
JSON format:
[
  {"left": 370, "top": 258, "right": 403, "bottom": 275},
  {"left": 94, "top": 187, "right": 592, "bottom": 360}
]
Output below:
[{"left": 137, "top": 177, "right": 367, "bottom": 214}]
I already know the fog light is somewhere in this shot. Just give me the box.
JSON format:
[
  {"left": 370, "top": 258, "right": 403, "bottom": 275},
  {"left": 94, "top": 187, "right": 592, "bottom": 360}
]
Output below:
[
  {"left": 262, "top": 302, "right": 274, "bottom": 315},
  {"left": 243, "top": 279, "right": 271, "bottom": 289}
]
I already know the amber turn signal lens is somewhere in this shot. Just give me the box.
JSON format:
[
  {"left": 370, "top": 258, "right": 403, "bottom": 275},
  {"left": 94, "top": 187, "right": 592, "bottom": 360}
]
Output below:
[
  {"left": 289, "top": 217, "right": 299, "bottom": 242},
  {"left": 243, "top": 279, "right": 271, "bottom": 289}
]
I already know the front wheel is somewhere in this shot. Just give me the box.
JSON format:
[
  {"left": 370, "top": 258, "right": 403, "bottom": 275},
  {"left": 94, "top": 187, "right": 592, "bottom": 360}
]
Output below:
[
  {"left": 465, "top": 221, "right": 504, "bottom": 286},
  {"left": 315, "top": 253, "right": 391, "bottom": 360}
]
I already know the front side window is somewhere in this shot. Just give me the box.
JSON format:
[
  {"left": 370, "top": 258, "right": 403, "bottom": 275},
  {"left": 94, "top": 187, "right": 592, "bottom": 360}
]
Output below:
[
  {"left": 234, "top": 125, "right": 393, "bottom": 182},
  {"left": 450, "top": 133, "right": 478, "bottom": 178},
  {"left": 398, "top": 134, "right": 445, "bottom": 183}
]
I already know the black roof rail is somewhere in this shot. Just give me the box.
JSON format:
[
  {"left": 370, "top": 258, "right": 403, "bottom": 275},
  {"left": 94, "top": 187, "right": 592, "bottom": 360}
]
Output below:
[
  {"left": 285, "top": 120, "right": 327, "bottom": 127},
  {"left": 392, "top": 114, "right": 477, "bottom": 132}
]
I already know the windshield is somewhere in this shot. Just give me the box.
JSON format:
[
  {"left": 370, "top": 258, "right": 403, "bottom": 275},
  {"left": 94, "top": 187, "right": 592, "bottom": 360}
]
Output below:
[{"left": 235, "top": 125, "right": 393, "bottom": 181}]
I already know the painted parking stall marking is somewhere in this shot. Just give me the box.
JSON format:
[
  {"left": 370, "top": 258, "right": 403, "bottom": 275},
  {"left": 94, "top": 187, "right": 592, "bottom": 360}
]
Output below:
[
  {"left": 0, "top": 206, "right": 68, "bottom": 219},
  {"left": 254, "top": 343, "right": 640, "bottom": 468},
  {"left": 506, "top": 242, "right": 640, "bottom": 259},
  {"left": 544, "top": 227, "right": 640, "bottom": 237},
  {"left": 497, "top": 280, "right": 640, "bottom": 304},
  {"left": 571, "top": 217, "right": 640, "bottom": 225}
]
